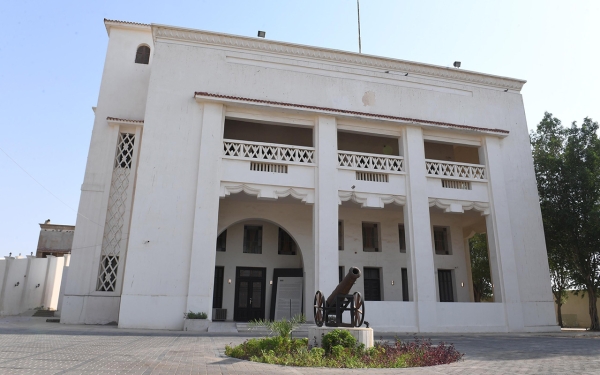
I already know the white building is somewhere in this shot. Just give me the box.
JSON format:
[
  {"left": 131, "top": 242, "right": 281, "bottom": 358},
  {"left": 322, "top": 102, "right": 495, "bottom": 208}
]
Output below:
[{"left": 60, "top": 19, "right": 558, "bottom": 332}]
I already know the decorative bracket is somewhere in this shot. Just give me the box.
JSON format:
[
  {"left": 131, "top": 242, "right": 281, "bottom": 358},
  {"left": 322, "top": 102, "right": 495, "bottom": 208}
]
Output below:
[
  {"left": 428, "top": 198, "right": 490, "bottom": 215},
  {"left": 338, "top": 191, "right": 406, "bottom": 209},
  {"left": 220, "top": 182, "right": 314, "bottom": 204}
]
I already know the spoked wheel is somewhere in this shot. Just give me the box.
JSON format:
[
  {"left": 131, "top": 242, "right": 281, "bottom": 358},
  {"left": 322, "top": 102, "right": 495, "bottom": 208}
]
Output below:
[
  {"left": 314, "top": 290, "right": 325, "bottom": 327},
  {"left": 353, "top": 292, "right": 365, "bottom": 327}
]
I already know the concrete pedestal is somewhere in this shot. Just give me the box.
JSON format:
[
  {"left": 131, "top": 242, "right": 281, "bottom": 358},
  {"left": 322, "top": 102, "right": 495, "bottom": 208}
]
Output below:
[{"left": 308, "top": 326, "right": 374, "bottom": 349}]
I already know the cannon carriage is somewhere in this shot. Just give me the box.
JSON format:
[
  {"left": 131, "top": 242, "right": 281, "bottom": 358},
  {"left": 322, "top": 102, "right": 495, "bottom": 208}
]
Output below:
[{"left": 313, "top": 267, "right": 365, "bottom": 328}]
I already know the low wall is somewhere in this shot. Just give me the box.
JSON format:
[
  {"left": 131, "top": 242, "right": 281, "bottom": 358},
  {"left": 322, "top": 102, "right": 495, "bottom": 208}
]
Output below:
[
  {"left": 0, "top": 255, "right": 68, "bottom": 315},
  {"left": 555, "top": 291, "right": 600, "bottom": 328}
]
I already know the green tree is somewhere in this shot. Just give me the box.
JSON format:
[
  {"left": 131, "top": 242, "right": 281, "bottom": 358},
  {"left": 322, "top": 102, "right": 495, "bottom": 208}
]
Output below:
[
  {"left": 468, "top": 233, "right": 493, "bottom": 302},
  {"left": 531, "top": 112, "right": 600, "bottom": 330}
]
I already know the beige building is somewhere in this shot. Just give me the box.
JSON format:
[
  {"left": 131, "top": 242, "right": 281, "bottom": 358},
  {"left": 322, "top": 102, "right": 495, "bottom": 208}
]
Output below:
[{"left": 36, "top": 222, "right": 74, "bottom": 258}]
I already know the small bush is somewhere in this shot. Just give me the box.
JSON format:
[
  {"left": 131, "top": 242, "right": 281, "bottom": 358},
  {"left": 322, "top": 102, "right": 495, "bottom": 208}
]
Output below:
[
  {"left": 248, "top": 314, "right": 306, "bottom": 339},
  {"left": 184, "top": 311, "right": 207, "bottom": 319},
  {"left": 321, "top": 329, "right": 357, "bottom": 353}
]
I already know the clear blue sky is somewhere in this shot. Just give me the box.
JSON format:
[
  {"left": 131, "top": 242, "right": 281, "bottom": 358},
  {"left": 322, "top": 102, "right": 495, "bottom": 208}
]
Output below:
[{"left": 1, "top": 0, "right": 599, "bottom": 255}]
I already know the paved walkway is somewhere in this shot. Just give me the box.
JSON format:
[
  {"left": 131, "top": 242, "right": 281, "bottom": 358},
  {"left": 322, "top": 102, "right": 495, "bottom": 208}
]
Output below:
[{"left": 1, "top": 317, "right": 600, "bottom": 374}]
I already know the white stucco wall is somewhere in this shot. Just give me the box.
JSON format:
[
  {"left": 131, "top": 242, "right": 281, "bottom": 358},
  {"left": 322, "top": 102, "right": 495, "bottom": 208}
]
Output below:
[{"left": 61, "top": 20, "right": 557, "bottom": 333}]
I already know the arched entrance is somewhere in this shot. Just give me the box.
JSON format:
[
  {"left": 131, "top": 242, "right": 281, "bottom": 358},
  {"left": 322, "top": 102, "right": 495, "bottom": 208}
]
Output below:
[{"left": 213, "top": 217, "right": 306, "bottom": 322}]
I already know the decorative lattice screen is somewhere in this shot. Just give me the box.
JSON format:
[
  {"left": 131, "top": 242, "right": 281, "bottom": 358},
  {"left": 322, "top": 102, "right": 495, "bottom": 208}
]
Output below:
[{"left": 97, "top": 132, "right": 135, "bottom": 292}]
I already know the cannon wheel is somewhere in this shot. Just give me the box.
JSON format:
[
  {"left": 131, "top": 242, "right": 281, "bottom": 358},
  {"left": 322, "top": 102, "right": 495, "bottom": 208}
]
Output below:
[
  {"left": 314, "top": 290, "right": 325, "bottom": 327},
  {"left": 353, "top": 292, "right": 365, "bottom": 327}
]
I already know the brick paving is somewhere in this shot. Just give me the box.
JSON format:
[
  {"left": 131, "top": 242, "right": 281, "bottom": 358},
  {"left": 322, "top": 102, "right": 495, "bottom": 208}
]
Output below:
[{"left": 0, "top": 317, "right": 599, "bottom": 374}]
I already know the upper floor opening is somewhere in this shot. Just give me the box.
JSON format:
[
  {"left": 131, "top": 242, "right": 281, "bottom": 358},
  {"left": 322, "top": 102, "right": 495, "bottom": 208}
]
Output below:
[
  {"left": 338, "top": 131, "right": 401, "bottom": 156},
  {"left": 424, "top": 141, "right": 480, "bottom": 164},
  {"left": 224, "top": 119, "right": 313, "bottom": 147}
]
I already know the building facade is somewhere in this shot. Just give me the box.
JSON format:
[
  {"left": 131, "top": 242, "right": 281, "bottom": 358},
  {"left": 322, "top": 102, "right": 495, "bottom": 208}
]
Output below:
[
  {"left": 60, "top": 19, "right": 558, "bottom": 332},
  {"left": 36, "top": 221, "right": 75, "bottom": 258}
]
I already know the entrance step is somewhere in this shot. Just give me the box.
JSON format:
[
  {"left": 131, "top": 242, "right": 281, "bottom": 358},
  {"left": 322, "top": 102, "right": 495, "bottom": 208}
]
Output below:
[
  {"left": 236, "top": 322, "right": 313, "bottom": 334},
  {"left": 32, "top": 310, "right": 55, "bottom": 317},
  {"left": 207, "top": 322, "right": 238, "bottom": 333}
]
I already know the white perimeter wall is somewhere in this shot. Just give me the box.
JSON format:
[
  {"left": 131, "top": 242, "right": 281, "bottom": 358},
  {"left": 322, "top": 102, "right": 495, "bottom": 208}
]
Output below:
[{"left": 0, "top": 256, "right": 65, "bottom": 315}]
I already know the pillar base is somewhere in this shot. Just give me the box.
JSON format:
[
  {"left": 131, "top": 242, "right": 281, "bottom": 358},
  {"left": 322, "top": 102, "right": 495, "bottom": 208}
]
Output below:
[{"left": 308, "top": 326, "right": 374, "bottom": 348}]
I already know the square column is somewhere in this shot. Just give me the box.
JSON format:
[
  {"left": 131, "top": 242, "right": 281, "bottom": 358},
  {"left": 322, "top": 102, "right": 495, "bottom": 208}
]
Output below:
[
  {"left": 403, "top": 126, "right": 437, "bottom": 332},
  {"left": 313, "top": 116, "right": 339, "bottom": 295},
  {"left": 186, "top": 102, "right": 225, "bottom": 320},
  {"left": 483, "top": 136, "right": 524, "bottom": 331}
]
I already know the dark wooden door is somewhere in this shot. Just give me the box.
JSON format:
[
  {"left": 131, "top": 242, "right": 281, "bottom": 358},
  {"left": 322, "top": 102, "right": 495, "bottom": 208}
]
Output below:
[
  {"left": 234, "top": 267, "right": 266, "bottom": 322},
  {"left": 438, "top": 270, "right": 454, "bottom": 302},
  {"left": 363, "top": 267, "right": 381, "bottom": 301}
]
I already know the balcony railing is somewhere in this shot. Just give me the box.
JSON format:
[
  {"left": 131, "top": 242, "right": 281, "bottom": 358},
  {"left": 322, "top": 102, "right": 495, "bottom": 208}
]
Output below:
[
  {"left": 223, "top": 139, "right": 315, "bottom": 164},
  {"left": 425, "top": 159, "right": 486, "bottom": 181},
  {"left": 338, "top": 151, "right": 404, "bottom": 173}
]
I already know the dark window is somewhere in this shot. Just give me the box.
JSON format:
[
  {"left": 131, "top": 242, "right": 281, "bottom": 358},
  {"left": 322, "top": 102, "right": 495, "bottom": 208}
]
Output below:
[
  {"left": 401, "top": 268, "right": 409, "bottom": 301},
  {"left": 362, "top": 222, "right": 379, "bottom": 252},
  {"left": 398, "top": 224, "right": 406, "bottom": 253},
  {"left": 339, "top": 266, "right": 345, "bottom": 283},
  {"left": 135, "top": 45, "right": 150, "bottom": 64},
  {"left": 434, "top": 226, "right": 450, "bottom": 255},
  {"left": 438, "top": 269, "right": 454, "bottom": 302},
  {"left": 213, "top": 266, "right": 224, "bottom": 308},
  {"left": 243, "top": 225, "right": 262, "bottom": 254},
  {"left": 363, "top": 267, "right": 381, "bottom": 301},
  {"left": 278, "top": 228, "right": 297, "bottom": 255},
  {"left": 216, "top": 230, "right": 227, "bottom": 252},
  {"left": 338, "top": 220, "right": 344, "bottom": 250}
]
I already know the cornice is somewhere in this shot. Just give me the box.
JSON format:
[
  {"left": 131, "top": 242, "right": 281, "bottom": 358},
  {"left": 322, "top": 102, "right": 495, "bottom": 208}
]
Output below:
[
  {"left": 195, "top": 91, "right": 509, "bottom": 136},
  {"left": 105, "top": 19, "right": 151, "bottom": 36},
  {"left": 107, "top": 117, "right": 144, "bottom": 127},
  {"left": 152, "top": 24, "right": 525, "bottom": 91}
]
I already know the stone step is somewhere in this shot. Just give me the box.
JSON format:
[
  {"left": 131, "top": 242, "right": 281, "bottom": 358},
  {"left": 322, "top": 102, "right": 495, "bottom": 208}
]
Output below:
[
  {"left": 236, "top": 322, "right": 313, "bottom": 333},
  {"left": 32, "top": 310, "right": 55, "bottom": 317}
]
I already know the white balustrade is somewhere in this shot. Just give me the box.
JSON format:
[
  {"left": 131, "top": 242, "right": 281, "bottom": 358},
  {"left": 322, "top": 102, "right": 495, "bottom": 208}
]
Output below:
[
  {"left": 425, "top": 159, "right": 486, "bottom": 180},
  {"left": 337, "top": 151, "right": 404, "bottom": 173},
  {"left": 223, "top": 139, "right": 315, "bottom": 164}
]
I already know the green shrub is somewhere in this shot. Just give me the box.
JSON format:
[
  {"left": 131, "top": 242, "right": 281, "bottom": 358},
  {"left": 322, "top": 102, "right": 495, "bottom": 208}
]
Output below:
[
  {"left": 330, "top": 345, "right": 345, "bottom": 358},
  {"left": 225, "top": 336, "right": 463, "bottom": 368},
  {"left": 321, "top": 329, "right": 357, "bottom": 353},
  {"left": 184, "top": 311, "right": 207, "bottom": 319},
  {"left": 248, "top": 314, "right": 306, "bottom": 338}
]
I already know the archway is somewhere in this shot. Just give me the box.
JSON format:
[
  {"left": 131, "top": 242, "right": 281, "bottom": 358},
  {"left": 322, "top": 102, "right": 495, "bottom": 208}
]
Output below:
[{"left": 213, "top": 216, "right": 308, "bottom": 322}]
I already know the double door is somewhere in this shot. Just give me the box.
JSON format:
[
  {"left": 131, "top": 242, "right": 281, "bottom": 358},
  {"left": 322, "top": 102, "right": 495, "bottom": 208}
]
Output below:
[{"left": 234, "top": 267, "right": 266, "bottom": 322}]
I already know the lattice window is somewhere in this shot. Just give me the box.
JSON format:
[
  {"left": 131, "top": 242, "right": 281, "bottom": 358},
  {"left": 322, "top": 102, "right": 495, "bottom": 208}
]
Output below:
[
  {"left": 97, "top": 132, "right": 135, "bottom": 292},
  {"left": 250, "top": 162, "right": 288, "bottom": 173},
  {"left": 356, "top": 171, "right": 389, "bottom": 182},
  {"left": 442, "top": 179, "right": 472, "bottom": 190}
]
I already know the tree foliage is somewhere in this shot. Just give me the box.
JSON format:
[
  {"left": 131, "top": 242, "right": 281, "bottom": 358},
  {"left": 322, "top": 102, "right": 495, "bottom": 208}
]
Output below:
[
  {"left": 530, "top": 112, "right": 600, "bottom": 330},
  {"left": 468, "top": 233, "right": 493, "bottom": 302}
]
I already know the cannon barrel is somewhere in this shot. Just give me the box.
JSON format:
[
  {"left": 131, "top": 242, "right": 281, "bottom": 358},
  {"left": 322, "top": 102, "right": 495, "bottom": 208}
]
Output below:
[{"left": 326, "top": 267, "right": 361, "bottom": 306}]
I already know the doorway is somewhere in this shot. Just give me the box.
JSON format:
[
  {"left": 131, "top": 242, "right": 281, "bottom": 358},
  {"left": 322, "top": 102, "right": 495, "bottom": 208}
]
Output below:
[{"left": 234, "top": 267, "right": 266, "bottom": 322}]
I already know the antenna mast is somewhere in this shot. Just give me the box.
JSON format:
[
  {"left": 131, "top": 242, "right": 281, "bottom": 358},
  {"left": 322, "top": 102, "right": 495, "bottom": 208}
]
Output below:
[{"left": 357, "top": 0, "right": 362, "bottom": 53}]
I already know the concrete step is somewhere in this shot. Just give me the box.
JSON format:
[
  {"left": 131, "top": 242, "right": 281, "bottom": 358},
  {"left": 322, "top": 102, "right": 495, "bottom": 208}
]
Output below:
[
  {"left": 236, "top": 322, "right": 313, "bottom": 333},
  {"left": 32, "top": 310, "right": 55, "bottom": 317},
  {"left": 207, "top": 322, "right": 238, "bottom": 333}
]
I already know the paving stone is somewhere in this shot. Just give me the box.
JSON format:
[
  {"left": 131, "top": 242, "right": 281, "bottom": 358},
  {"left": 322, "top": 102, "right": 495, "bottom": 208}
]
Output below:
[{"left": 0, "top": 317, "right": 599, "bottom": 374}]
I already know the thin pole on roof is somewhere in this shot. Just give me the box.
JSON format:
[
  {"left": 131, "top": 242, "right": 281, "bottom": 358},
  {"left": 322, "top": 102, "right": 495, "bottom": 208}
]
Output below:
[{"left": 357, "top": 0, "right": 362, "bottom": 53}]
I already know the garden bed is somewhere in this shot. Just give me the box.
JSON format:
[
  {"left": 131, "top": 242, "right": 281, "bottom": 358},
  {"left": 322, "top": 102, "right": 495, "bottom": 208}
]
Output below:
[{"left": 226, "top": 329, "right": 463, "bottom": 369}]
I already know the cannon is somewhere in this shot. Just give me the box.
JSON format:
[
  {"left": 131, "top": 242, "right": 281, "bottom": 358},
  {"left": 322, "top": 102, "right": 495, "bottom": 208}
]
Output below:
[{"left": 313, "top": 267, "right": 365, "bottom": 328}]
